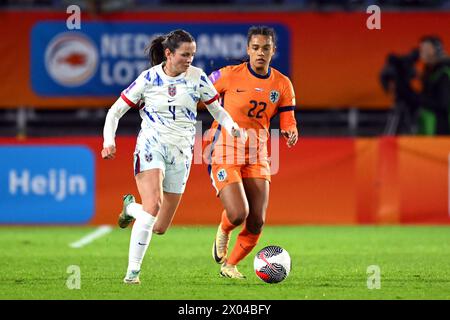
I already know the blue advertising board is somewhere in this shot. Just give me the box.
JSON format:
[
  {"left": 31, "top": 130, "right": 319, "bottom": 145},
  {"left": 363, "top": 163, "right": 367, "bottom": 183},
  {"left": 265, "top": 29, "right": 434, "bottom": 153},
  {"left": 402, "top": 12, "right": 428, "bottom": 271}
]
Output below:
[
  {"left": 31, "top": 22, "right": 290, "bottom": 96},
  {"left": 0, "top": 146, "right": 95, "bottom": 223}
]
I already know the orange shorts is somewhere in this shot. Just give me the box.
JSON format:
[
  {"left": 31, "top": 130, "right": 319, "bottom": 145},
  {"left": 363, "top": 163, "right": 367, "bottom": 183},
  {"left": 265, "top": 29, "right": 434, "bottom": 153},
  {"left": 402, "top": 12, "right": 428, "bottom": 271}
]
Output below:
[{"left": 208, "top": 162, "right": 271, "bottom": 195}]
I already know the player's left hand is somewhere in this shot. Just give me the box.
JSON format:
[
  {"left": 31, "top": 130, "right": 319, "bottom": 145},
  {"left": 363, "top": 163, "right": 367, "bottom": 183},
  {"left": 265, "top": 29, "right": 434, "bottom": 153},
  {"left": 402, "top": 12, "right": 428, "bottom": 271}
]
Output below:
[
  {"left": 231, "top": 125, "right": 248, "bottom": 142},
  {"left": 281, "top": 128, "right": 298, "bottom": 148}
]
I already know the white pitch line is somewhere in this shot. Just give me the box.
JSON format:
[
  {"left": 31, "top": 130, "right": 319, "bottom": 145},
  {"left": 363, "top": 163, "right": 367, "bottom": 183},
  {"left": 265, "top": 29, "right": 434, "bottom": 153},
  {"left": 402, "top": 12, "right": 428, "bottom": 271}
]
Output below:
[{"left": 69, "top": 225, "right": 113, "bottom": 249}]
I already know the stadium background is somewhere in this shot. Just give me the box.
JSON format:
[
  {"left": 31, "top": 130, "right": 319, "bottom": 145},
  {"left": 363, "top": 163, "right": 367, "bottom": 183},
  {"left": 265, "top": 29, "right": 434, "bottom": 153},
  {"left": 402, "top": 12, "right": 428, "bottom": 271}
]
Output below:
[
  {"left": 1, "top": 0, "right": 450, "bottom": 302},
  {"left": 2, "top": 0, "right": 449, "bottom": 226}
]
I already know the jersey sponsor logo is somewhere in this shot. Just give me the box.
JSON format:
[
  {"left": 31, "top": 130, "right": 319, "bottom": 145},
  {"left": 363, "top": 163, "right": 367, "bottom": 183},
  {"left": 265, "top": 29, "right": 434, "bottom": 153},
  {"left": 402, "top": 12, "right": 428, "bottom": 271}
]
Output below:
[
  {"left": 217, "top": 169, "right": 227, "bottom": 182},
  {"left": 255, "top": 88, "right": 264, "bottom": 92},
  {"left": 44, "top": 32, "right": 98, "bottom": 87},
  {"left": 269, "top": 90, "right": 280, "bottom": 103},
  {"left": 168, "top": 84, "right": 177, "bottom": 97}
]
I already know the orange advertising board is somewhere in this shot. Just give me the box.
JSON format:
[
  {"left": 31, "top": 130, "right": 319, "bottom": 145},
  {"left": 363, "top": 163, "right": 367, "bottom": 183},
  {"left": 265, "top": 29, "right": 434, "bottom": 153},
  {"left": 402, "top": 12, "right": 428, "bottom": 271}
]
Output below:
[
  {"left": 1, "top": 136, "right": 449, "bottom": 225},
  {"left": 1, "top": 11, "right": 450, "bottom": 109}
]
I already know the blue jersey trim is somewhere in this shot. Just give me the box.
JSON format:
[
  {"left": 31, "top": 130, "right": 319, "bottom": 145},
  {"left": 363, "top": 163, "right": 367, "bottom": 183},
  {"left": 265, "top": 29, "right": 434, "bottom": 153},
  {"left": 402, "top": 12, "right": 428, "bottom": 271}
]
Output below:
[{"left": 247, "top": 63, "right": 271, "bottom": 79}]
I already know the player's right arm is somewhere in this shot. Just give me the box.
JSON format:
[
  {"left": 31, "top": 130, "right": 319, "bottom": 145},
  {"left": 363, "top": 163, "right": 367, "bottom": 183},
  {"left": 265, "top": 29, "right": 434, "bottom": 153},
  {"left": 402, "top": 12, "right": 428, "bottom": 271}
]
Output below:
[
  {"left": 102, "top": 70, "right": 150, "bottom": 159},
  {"left": 102, "top": 98, "right": 131, "bottom": 159}
]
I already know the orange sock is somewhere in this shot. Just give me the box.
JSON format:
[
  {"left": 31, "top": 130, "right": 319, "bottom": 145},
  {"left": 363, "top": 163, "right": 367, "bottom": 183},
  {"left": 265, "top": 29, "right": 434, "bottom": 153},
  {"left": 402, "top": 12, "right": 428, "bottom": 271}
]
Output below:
[
  {"left": 227, "top": 226, "right": 261, "bottom": 266},
  {"left": 220, "top": 210, "right": 237, "bottom": 234}
]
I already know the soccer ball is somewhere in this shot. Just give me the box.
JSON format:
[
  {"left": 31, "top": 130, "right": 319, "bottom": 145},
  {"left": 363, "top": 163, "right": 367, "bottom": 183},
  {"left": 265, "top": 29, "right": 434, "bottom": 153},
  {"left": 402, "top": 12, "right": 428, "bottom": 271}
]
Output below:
[{"left": 254, "top": 245, "right": 291, "bottom": 283}]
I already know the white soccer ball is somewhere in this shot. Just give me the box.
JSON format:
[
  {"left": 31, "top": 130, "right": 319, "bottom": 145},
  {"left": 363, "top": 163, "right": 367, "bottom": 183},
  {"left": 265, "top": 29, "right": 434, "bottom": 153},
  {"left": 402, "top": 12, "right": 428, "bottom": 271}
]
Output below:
[{"left": 254, "top": 245, "right": 291, "bottom": 283}]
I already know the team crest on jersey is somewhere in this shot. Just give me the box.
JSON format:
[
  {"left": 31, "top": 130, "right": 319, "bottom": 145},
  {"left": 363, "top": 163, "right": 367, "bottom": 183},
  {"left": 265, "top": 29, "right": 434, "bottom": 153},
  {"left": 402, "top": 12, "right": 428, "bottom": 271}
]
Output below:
[
  {"left": 217, "top": 169, "right": 227, "bottom": 182},
  {"left": 168, "top": 84, "right": 176, "bottom": 97},
  {"left": 269, "top": 90, "right": 280, "bottom": 103},
  {"left": 145, "top": 153, "right": 153, "bottom": 162}
]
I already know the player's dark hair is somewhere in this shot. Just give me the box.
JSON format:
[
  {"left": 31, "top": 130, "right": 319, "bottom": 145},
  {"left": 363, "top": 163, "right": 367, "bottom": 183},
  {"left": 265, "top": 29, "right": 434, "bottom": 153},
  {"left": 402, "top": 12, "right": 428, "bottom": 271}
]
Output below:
[
  {"left": 420, "top": 35, "right": 444, "bottom": 57},
  {"left": 146, "top": 29, "right": 195, "bottom": 66},
  {"left": 247, "top": 26, "right": 277, "bottom": 47}
]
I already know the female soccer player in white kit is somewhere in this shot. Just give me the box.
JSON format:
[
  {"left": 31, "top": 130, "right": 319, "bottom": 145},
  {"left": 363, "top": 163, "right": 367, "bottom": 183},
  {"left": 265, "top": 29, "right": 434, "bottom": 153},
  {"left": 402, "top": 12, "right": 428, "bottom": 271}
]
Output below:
[{"left": 101, "top": 29, "right": 244, "bottom": 284}]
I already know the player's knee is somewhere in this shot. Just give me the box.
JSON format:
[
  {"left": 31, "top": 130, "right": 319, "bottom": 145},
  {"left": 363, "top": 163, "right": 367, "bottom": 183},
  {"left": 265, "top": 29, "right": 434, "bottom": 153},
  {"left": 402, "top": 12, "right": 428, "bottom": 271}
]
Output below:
[
  {"left": 227, "top": 209, "right": 248, "bottom": 226},
  {"left": 153, "top": 225, "right": 167, "bottom": 235},
  {"left": 143, "top": 196, "right": 162, "bottom": 215}
]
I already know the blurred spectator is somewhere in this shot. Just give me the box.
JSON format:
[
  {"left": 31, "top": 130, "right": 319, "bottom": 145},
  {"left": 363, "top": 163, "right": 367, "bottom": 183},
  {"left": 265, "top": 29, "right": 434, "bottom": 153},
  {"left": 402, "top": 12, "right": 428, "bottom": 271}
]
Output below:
[
  {"left": 418, "top": 36, "right": 450, "bottom": 135},
  {"left": 380, "top": 49, "right": 420, "bottom": 135}
]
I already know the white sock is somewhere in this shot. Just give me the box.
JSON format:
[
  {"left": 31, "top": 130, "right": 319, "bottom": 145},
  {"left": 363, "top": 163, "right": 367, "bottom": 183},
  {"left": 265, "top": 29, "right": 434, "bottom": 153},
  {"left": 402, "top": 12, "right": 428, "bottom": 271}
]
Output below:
[
  {"left": 126, "top": 204, "right": 157, "bottom": 272},
  {"left": 127, "top": 202, "right": 144, "bottom": 219}
]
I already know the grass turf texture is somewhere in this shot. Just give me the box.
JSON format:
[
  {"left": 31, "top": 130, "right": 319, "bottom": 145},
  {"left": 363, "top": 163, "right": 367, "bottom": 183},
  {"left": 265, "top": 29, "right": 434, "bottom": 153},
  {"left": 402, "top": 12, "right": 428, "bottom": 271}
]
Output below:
[{"left": 0, "top": 226, "right": 449, "bottom": 300}]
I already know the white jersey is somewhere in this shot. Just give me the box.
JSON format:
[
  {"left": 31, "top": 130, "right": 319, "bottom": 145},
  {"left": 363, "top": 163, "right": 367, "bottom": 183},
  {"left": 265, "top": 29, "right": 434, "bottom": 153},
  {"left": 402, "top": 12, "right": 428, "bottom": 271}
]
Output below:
[{"left": 121, "top": 63, "right": 219, "bottom": 147}]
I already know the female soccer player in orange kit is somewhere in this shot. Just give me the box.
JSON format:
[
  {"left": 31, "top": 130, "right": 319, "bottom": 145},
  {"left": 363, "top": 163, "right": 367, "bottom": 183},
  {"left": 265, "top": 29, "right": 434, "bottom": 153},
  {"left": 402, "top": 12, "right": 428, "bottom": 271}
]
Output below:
[{"left": 207, "top": 26, "right": 298, "bottom": 278}]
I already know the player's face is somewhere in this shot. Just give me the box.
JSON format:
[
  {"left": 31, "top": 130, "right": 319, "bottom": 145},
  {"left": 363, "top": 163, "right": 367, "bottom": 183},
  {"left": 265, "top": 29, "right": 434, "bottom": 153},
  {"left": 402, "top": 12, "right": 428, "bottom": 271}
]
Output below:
[
  {"left": 247, "top": 35, "right": 275, "bottom": 73},
  {"left": 166, "top": 41, "right": 196, "bottom": 75}
]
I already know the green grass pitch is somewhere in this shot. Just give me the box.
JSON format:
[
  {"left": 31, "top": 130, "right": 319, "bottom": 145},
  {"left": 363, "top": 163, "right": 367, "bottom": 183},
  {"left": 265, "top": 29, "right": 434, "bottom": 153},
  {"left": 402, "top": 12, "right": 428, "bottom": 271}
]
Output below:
[{"left": 1, "top": 225, "right": 449, "bottom": 300}]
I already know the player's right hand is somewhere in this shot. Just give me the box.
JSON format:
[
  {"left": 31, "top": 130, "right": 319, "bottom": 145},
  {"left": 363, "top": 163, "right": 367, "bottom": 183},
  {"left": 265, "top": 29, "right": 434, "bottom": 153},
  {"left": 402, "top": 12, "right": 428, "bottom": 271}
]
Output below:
[{"left": 101, "top": 145, "right": 116, "bottom": 159}]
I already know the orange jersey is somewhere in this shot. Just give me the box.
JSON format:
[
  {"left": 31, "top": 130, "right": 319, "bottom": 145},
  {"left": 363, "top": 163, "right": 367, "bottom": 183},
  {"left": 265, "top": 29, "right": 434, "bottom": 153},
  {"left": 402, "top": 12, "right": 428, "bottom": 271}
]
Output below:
[
  {"left": 209, "top": 62, "right": 297, "bottom": 133},
  {"left": 205, "top": 63, "right": 297, "bottom": 164},
  {"left": 205, "top": 63, "right": 297, "bottom": 192}
]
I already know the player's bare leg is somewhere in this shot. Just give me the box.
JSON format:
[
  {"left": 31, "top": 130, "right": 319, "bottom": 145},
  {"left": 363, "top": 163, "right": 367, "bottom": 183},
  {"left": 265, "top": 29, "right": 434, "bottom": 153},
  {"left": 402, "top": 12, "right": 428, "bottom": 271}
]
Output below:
[
  {"left": 213, "top": 182, "right": 249, "bottom": 264},
  {"left": 219, "top": 182, "right": 249, "bottom": 226},
  {"left": 224, "top": 178, "right": 269, "bottom": 278},
  {"left": 123, "top": 169, "right": 162, "bottom": 284},
  {"left": 241, "top": 178, "right": 269, "bottom": 235},
  {"left": 214, "top": 182, "right": 250, "bottom": 278},
  {"left": 152, "top": 192, "right": 182, "bottom": 235}
]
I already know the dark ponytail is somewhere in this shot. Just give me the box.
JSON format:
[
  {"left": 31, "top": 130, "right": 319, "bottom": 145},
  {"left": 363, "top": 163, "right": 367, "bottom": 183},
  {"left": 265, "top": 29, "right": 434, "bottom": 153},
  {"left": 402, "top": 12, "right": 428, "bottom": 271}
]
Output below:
[
  {"left": 145, "top": 29, "right": 195, "bottom": 67},
  {"left": 147, "top": 35, "right": 166, "bottom": 67}
]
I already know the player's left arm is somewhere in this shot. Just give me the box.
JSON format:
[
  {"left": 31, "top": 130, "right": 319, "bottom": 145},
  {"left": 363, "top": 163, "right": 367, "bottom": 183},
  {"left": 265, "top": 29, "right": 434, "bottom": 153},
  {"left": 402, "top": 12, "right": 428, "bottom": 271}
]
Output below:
[
  {"left": 200, "top": 71, "right": 246, "bottom": 140},
  {"left": 279, "top": 78, "right": 298, "bottom": 148},
  {"left": 206, "top": 99, "right": 245, "bottom": 139}
]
